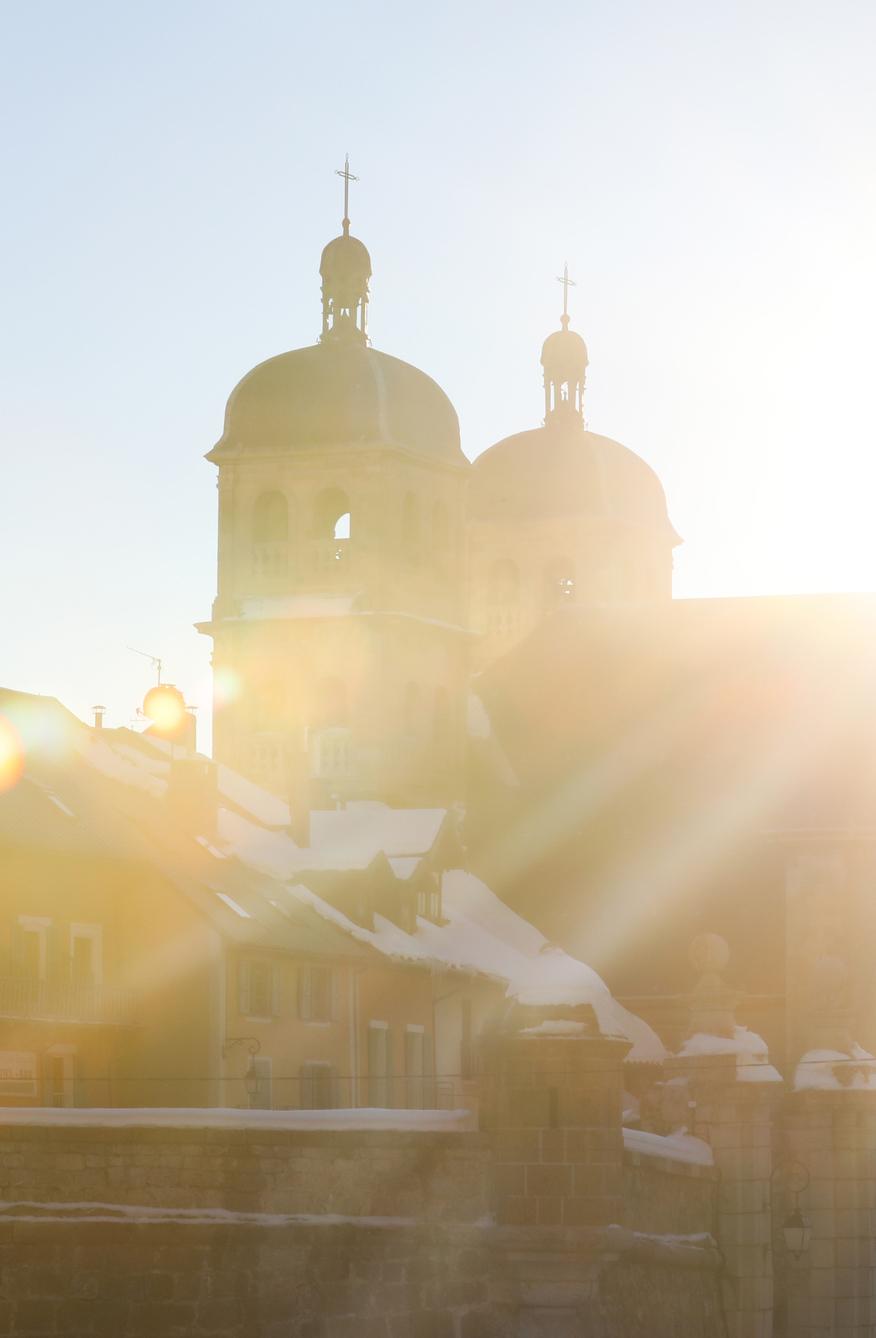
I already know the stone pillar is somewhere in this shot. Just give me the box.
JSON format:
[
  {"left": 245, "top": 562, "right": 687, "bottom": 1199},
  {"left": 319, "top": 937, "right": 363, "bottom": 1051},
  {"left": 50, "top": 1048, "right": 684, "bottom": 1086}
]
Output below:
[
  {"left": 479, "top": 1001, "right": 630, "bottom": 1335},
  {"left": 673, "top": 935, "right": 782, "bottom": 1338},
  {"left": 481, "top": 1003, "right": 630, "bottom": 1230},
  {"left": 782, "top": 959, "right": 876, "bottom": 1338}
]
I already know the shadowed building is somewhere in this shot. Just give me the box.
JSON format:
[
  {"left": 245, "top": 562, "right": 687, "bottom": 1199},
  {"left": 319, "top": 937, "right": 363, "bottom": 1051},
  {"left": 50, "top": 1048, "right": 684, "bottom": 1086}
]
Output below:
[
  {"left": 200, "top": 168, "right": 470, "bottom": 809},
  {"left": 468, "top": 266, "right": 680, "bottom": 670}
]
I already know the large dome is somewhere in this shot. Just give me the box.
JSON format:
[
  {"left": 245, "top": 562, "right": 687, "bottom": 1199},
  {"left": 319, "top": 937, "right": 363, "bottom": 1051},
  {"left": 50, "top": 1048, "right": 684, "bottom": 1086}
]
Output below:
[
  {"left": 208, "top": 342, "right": 465, "bottom": 465},
  {"left": 471, "top": 422, "right": 680, "bottom": 539}
]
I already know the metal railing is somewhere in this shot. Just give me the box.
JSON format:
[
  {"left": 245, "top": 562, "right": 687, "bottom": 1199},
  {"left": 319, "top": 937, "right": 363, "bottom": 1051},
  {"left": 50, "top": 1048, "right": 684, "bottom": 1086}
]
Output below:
[{"left": 0, "top": 977, "right": 139, "bottom": 1027}]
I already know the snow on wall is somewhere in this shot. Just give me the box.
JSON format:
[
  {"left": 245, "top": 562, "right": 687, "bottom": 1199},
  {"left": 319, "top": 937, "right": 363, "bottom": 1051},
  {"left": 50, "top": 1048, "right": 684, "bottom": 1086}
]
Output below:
[
  {"left": 623, "top": 1127, "right": 714, "bottom": 1168},
  {"left": 677, "top": 1027, "right": 781, "bottom": 1084},
  {"left": 0, "top": 1106, "right": 473, "bottom": 1133},
  {"left": 794, "top": 1043, "right": 876, "bottom": 1092}
]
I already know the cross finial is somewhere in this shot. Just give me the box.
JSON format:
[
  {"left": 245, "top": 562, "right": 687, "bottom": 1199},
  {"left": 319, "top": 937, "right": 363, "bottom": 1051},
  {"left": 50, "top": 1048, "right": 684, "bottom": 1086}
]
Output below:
[
  {"left": 556, "top": 262, "right": 576, "bottom": 329},
  {"left": 335, "top": 154, "right": 359, "bottom": 237}
]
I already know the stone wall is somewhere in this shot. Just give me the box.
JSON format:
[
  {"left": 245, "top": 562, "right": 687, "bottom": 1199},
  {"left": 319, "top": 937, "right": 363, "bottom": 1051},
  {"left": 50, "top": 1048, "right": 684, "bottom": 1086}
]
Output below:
[
  {"left": 0, "top": 1215, "right": 725, "bottom": 1338},
  {"left": 622, "top": 1148, "right": 718, "bottom": 1236},
  {"left": 0, "top": 1124, "right": 489, "bottom": 1221}
]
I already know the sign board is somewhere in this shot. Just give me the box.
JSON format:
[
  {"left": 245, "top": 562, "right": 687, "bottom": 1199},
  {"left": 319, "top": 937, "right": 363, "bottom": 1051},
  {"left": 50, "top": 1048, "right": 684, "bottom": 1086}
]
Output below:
[{"left": 0, "top": 1051, "right": 38, "bottom": 1099}]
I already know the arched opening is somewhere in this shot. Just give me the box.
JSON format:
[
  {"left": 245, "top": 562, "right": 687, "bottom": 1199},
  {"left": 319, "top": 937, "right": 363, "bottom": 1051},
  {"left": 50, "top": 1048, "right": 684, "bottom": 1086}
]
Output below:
[
  {"left": 311, "top": 488, "right": 351, "bottom": 576},
  {"left": 312, "top": 487, "right": 351, "bottom": 540},
  {"left": 402, "top": 492, "right": 420, "bottom": 565},
  {"left": 543, "top": 557, "right": 576, "bottom": 611},
  {"left": 252, "top": 491, "right": 289, "bottom": 576}
]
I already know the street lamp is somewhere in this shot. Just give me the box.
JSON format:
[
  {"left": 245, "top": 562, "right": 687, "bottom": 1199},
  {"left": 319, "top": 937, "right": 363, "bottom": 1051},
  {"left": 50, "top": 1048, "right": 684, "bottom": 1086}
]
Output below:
[
  {"left": 222, "top": 1036, "right": 261, "bottom": 1100},
  {"left": 772, "top": 1159, "right": 811, "bottom": 1261}
]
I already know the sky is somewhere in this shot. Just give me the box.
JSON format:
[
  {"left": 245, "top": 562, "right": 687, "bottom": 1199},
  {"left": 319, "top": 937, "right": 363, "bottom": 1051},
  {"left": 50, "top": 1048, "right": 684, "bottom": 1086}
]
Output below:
[{"left": 1, "top": 0, "right": 875, "bottom": 750}]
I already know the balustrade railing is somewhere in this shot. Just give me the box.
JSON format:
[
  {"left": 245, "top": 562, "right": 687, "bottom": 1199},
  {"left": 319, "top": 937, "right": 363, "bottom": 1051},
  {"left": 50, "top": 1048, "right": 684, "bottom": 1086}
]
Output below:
[{"left": 0, "top": 977, "right": 139, "bottom": 1026}]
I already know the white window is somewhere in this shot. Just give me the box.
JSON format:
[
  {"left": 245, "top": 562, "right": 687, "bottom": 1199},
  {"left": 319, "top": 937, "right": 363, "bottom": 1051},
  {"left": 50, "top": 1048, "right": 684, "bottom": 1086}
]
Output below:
[
  {"left": 44, "top": 1046, "right": 76, "bottom": 1108},
  {"left": 298, "top": 965, "right": 337, "bottom": 1022},
  {"left": 299, "top": 1061, "right": 338, "bottom": 1110},
  {"left": 405, "top": 1025, "right": 425, "bottom": 1109},
  {"left": 367, "top": 1021, "right": 391, "bottom": 1108},
  {"left": 238, "top": 958, "right": 280, "bottom": 1019},
  {"left": 70, "top": 924, "right": 102, "bottom": 988},
  {"left": 17, "top": 917, "right": 50, "bottom": 981},
  {"left": 248, "top": 1056, "right": 272, "bottom": 1110}
]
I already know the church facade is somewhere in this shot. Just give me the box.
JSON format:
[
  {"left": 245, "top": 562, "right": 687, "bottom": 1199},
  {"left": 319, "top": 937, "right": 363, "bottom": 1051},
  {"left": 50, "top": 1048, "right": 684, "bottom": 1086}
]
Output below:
[{"left": 201, "top": 177, "right": 678, "bottom": 807}]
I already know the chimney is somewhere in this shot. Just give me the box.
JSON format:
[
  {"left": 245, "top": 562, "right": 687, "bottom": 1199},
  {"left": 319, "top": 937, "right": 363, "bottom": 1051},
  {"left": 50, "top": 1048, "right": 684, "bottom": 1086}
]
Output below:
[{"left": 93, "top": 705, "right": 106, "bottom": 729}]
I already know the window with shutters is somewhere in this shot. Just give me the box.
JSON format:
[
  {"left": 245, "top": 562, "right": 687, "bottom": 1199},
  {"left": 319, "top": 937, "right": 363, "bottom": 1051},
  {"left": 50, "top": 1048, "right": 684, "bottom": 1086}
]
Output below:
[
  {"left": 298, "top": 965, "right": 335, "bottom": 1022},
  {"left": 70, "top": 924, "right": 102, "bottom": 987},
  {"left": 249, "top": 1057, "right": 272, "bottom": 1110},
  {"left": 16, "top": 917, "right": 49, "bottom": 981},
  {"left": 299, "top": 1060, "right": 338, "bottom": 1110},
  {"left": 367, "top": 1021, "right": 391, "bottom": 1107},
  {"left": 405, "top": 1025, "right": 425, "bottom": 1109},
  {"left": 239, "top": 957, "right": 280, "bottom": 1019}
]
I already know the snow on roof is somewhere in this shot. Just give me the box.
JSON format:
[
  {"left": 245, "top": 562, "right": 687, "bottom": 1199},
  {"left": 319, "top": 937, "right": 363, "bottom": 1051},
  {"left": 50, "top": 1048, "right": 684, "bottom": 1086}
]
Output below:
[
  {"left": 677, "top": 1027, "right": 782, "bottom": 1084},
  {"left": 794, "top": 1044, "right": 876, "bottom": 1093},
  {"left": 217, "top": 802, "right": 446, "bottom": 877},
  {"left": 623, "top": 1127, "right": 714, "bottom": 1167},
  {"left": 63, "top": 708, "right": 662, "bottom": 1061},
  {"left": 287, "top": 870, "right": 666, "bottom": 1064}
]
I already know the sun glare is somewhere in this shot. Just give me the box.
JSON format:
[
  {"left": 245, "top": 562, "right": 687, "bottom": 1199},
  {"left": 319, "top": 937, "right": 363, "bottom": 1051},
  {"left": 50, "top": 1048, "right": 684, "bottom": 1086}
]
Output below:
[{"left": 0, "top": 716, "right": 24, "bottom": 792}]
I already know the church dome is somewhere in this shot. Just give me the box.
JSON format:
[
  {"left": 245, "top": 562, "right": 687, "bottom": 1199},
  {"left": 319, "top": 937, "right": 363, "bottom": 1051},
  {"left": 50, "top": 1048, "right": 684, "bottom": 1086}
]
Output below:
[
  {"left": 470, "top": 421, "right": 680, "bottom": 540},
  {"left": 208, "top": 341, "right": 466, "bottom": 465},
  {"left": 320, "top": 233, "right": 372, "bottom": 285},
  {"left": 541, "top": 327, "right": 588, "bottom": 382}
]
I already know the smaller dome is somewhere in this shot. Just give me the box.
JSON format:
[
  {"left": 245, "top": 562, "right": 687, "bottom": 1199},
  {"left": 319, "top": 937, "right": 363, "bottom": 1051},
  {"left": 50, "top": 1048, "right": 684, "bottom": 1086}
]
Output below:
[
  {"left": 320, "top": 233, "right": 372, "bottom": 284},
  {"left": 541, "top": 327, "right": 589, "bottom": 382}
]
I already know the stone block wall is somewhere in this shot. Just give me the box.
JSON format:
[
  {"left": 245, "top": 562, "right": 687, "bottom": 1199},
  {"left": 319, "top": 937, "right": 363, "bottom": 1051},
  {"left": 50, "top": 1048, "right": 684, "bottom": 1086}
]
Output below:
[
  {"left": 0, "top": 1214, "right": 726, "bottom": 1338},
  {"left": 782, "top": 1092, "right": 876, "bottom": 1338},
  {"left": 622, "top": 1148, "right": 718, "bottom": 1236},
  {"left": 0, "top": 1125, "right": 489, "bottom": 1222}
]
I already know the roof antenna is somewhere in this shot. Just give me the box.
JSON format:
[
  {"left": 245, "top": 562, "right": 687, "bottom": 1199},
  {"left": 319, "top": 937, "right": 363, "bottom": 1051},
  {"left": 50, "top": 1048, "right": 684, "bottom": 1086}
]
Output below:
[{"left": 127, "top": 646, "right": 163, "bottom": 685}]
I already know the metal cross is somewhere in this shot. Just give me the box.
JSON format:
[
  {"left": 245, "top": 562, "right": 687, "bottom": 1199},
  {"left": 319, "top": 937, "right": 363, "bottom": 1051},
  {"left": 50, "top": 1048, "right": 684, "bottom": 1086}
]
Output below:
[
  {"left": 556, "top": 262, "right": 576, "bottom": 322},
  {"left": 336, "top": 154, "right": 358, "bottom": 234}
]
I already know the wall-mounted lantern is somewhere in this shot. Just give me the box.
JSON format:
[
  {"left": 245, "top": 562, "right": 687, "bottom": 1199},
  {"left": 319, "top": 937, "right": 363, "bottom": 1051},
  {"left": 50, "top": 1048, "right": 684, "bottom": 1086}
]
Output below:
[
  {"left": 772, "top": 1159, "right": 811, "bottom": 1260},
  {"left": 222, "top": 1036, "right": 261, "bottom": 1099}
]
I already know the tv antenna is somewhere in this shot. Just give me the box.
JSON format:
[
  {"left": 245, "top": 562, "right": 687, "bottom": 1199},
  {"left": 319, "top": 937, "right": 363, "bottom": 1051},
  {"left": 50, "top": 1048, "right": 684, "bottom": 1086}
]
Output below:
[{"left": 127, "top": 646, "right": 163, "bottom": 685}]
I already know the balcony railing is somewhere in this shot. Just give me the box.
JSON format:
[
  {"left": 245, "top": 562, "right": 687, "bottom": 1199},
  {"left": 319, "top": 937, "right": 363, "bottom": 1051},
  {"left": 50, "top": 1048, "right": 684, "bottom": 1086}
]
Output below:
[{"left": 0, "top": 977, "right": 139, "bottom": 1027}]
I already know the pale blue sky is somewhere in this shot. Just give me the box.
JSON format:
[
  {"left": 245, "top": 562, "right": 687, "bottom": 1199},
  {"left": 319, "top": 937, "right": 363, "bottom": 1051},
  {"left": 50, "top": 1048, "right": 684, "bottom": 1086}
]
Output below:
[{"left": 2, "top": 1, "right": 875, "bottom": 747}]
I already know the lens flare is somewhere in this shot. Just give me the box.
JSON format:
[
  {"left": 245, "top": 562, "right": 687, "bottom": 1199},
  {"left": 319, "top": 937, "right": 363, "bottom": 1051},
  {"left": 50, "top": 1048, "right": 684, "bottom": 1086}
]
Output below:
[
  {"left": 0, "top": 716, "right": 24, "bottom": 792},
  {"left": 213, "top": 666, "right": 241, "bottom": 710},
  {"left": 143, "top": 684, "right": 188, "bottom": 737}
]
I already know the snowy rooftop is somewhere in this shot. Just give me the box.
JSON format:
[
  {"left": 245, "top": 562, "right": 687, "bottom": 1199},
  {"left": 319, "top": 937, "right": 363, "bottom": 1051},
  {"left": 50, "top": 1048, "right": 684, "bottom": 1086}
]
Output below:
[{"left": 0, "top": 689, "right": 667, "bottom": 1064}]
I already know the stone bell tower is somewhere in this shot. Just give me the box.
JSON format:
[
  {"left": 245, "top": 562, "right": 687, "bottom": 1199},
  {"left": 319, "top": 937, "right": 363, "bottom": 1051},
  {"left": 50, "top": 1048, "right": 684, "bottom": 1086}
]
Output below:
[{"left": 200, "top": 161, "right": 471, "bottom": 810}]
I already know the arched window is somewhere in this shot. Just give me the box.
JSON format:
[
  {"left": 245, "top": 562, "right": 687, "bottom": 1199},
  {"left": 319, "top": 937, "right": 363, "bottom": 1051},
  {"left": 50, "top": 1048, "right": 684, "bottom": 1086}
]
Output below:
[
  {"left": 403, "top": 682, "right": 419, "bottom": 735},
  {"left": 252, "top": 491, "right": 289, "bottom": 576},
  {"left": 402, "top": 492, "right": 420, "bottom": 564},
  {"left": 543, "top": 558, "right": 576, "bottom": 611},
  {"left": 253, "top": 491, "right": 288, "bottom": 543},
  {"left": 314, "top": 677, "right": 348, "bottom": 728},
  {"left": 487, "top": 558, "right": 520, "bottom": 605},
  {"left": 311, "top": 488, "right": 351, "bottom": 575},
  {"left": 432, "top": 500, "right": 450, "bottom": 553},
  {"left": 312, "top": 487, "right": 352, "bottom": 540}
]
